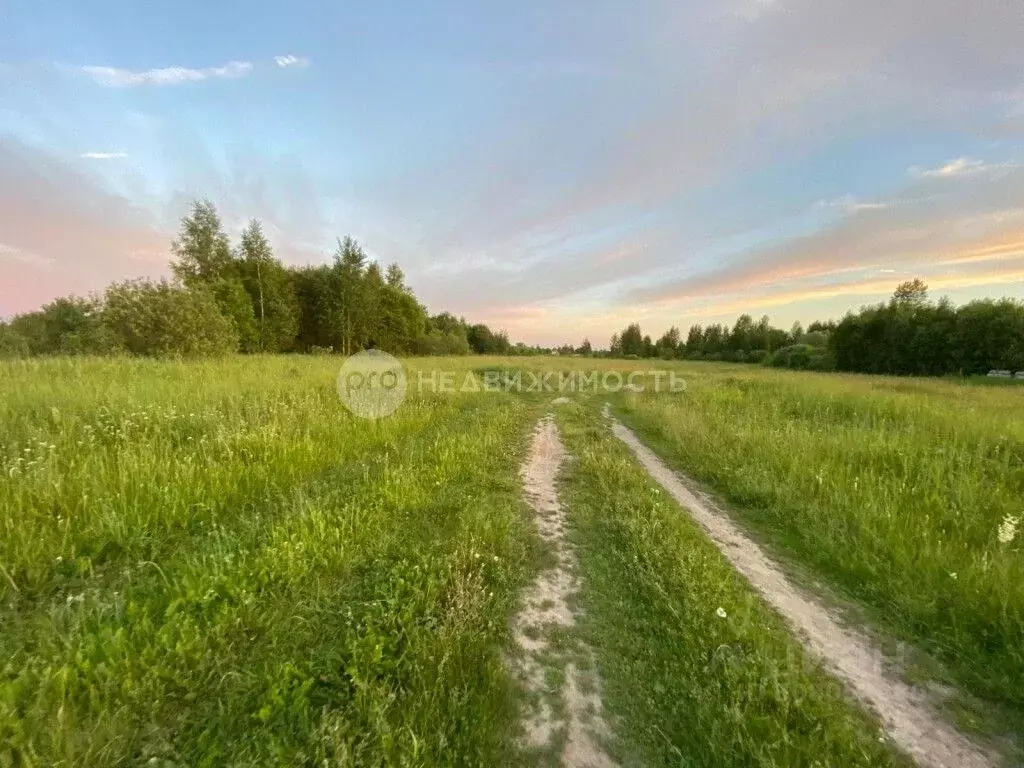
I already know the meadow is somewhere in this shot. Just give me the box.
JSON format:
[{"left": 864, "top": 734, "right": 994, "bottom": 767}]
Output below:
[
  {"left": 0, "top": 356, "right": 540, "bottom": 765},
  {"left": 615, "top": 365, "right": 1024, "bottom": 734},
  {"left": 1, "top": 355, "right": 1019, "bottom": 765}
]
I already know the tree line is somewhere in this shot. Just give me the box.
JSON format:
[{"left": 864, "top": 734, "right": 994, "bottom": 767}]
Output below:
[
  {"left": 0, "top": 200, "right": 527, "bottom": 359},
  {"left": 607, "top": 280, "right": 1024, "bottom": 376}
]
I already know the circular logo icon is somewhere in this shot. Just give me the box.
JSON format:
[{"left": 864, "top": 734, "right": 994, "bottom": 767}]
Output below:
[{"left": 336, "top": 350, "right": 408, "bottom": 419}]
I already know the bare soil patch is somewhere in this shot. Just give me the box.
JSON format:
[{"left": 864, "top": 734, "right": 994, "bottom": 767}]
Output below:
[{"left": 511, "top": 416, "right": 616, "bottom": 767}]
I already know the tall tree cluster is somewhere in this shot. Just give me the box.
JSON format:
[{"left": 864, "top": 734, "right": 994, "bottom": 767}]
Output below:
[
  {"left": 0, "top": 200, "right": 516, "bottom": 359},
  {"left": 608, "top": 280, "right": 1024, "bottom": 377},
  {"left": 830, "top": 282, "right": 1024, "bottom": 375}
]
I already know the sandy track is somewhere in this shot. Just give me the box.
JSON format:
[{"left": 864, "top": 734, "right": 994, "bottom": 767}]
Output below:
[
  {"left": 511, "top": 415, "right": 616, "bottom": 767},
  {"left": 604, "top": 404, "right": 994, "bottom": 768}
]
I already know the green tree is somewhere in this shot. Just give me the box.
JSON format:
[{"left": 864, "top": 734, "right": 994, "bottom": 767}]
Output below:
[
  {"left": 170, "top": 200, "right": 234, "bottom": 283},
  {"left": 892, "top": 278, "right": 929, "bottom": 308},
  {"left": 729, "top": 314, "right": 755, "bottom": 351},
  {"left": 333, "top": 236, "right": 367, "bottom": 355},
  {"left": 170, "top": 200, "right": 255, "bottom": 351},
  {"left": 613, "top": 323, "right": 644, "bottom": 357},
  {"left": 684, "top": 324, "right": 704, "bottom": 358},
  {"left": 237, "top": 220, "right": 299, "bottom": 352},
  {"left": 467, "top": 324, "right": 510, "bottom": 354},
  {"left": 211, "top": 279, "right": 259, "bottom": 352},
  {"left": 703, "top": 324, "right": 727, "bottom": 356},
  {"left": 385, "top": 263, "right": 406, "bottom": 290},
  {"left": 656, "top": 326, "right": 681, "bottom": 359}
]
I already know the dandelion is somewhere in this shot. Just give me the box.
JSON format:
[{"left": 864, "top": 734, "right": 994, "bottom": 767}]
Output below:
[
  {"left": 997, "top": 515, "right": 1018, "bottom": 544},
  {"left": 716, "top": 607, "right": 728, "bottom": 619}
]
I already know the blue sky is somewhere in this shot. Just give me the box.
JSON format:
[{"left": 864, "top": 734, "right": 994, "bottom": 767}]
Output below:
[{"left": 2, "top": 0, "right": 1024, "bottom": 345}]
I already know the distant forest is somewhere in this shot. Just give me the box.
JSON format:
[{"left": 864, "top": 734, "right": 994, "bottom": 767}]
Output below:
[
  {"left": 0, "top": 200, "right": 549, "bottom": 359},
  {"left": 607, "top": 279, "right": 1024, "bottom": 376},
  {"left": 4, "top": 206, "right": 1023, "bottom": 379}
]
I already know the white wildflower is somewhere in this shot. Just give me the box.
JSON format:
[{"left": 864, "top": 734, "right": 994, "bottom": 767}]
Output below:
[
  {"left": 997, "top": 515, "right": 1019, "bottom": 545},
  {"left": 716, "top": 607, "right": 728, "bottom": 619},
  {"left": 949, "top": 572, "right": 957, "bottom": 580}
]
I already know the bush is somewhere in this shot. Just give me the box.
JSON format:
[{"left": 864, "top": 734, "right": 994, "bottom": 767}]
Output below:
[
  {"left": 5, "top": 298, "right": 116, "bottom": 356},
  {"left": 766, "top": 344, "right": 834, "bottom": 371},
  {"left": 102, "top": 279, "right": 238, "bottom": 357},
  {"left": 413, "top": 331, "right": 471, "bottom": 356},
  {"left": 0, "top": 323, "right": 29, "bottom": 358}
]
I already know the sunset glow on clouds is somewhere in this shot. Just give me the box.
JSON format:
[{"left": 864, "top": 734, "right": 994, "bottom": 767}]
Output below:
[{"left": 1, "top": 0, "right": 1023, "bottom": 345}]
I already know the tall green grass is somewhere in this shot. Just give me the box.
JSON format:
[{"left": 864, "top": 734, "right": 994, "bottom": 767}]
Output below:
[
  {"left": 555, "top": 401, "right": 909, "bottom": 766},
  {"left": 616, "top": 364, "right": 1024, "bottom": 725},
  {"left": 1, "top": 356, "right": 539, "bottom": 765}
]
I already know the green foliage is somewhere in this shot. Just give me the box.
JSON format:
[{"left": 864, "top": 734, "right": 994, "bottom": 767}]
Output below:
[
  {"left": 414, "top": 331, "right": 472, "bottom": 355},
  {"left": 656, "top": 326, "right": 680, "bottom": 359},
  {"left": 5, "top": 198, "right": 512, "bottom": 360},
  {"left": 0, "top": 323, "right": 29, "bottom": 359},
  {"left": 5, "top": 298, "right": 115, "bottom": 356},
  {"left": 766, "top": 343, "right": 834, "bottom": 370},
  {"left": 467, "top": 324, "right": 511, "bottom": 355},
  {"left": 332, "top": 236, "right": 368, "bottom": 356},
  {"left": 610, "top": 280, "right": 1024, "bottom": 377},
  {"left": 102, "top": 279, "right": 238, "bottom": 357},
  {"left": 210, "top": 277, "right": 259, "bottom": 353},
  {"left": 610, "top": 323, "right": 644, "bottom": 357},
  {"left": 170, "top": 199, "right": 235, "bottom": 284},
  {"left": 237, "top": 219, "right": 300, "bottom": 352},
  {"left": 831, "top": 289, "right": 1024, "bottom": 375}
]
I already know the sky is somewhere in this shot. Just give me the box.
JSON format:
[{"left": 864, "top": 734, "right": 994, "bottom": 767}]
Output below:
[{"left": 2, "top": 0, "right": 1024, "bottom": 347}]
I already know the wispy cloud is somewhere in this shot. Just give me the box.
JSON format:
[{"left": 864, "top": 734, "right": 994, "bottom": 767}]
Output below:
[
  {"left": 80, "top": 152, "right": 126, "bottom": 160},
  {"left": 0, "top": 242, "right": 51, "bottom": 266},
  {"left": 273, "top": 55, "right": 310, "bottom": 69},
  {"left": 78, "top": 60, "right": 252, "bottom": 87},
  {"left": 911, "top": 157, "right": 992, "bottom": 179},
  {"left": 820, "top": 195, "right": 892, "bottom": 214}
]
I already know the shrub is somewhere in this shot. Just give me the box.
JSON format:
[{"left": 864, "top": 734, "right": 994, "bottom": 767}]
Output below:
[
  {"left": 102, "top": 279, "right": 238, "bottom": 357},
  {"left": 413, "top": 331, "right": 471, "bottom": 356},
  {"left": 0, "top": 323, "right": 29, "bottom": 358},
  {"left": 5, "top": 298, "right": 116, "bottom": 356},
  {"left": 766, "top": 344, "right": 834, "bottom": 371}
]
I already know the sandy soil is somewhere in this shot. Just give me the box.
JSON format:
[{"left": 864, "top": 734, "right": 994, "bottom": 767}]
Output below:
[
  {"left": 605, "top": 404, "right": 994, "bottom": 768},
  {"left": 510, "top": 416, "right": 616, "bottom": 767}
]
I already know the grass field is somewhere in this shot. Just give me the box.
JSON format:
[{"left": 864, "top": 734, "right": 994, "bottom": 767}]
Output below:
[
  {"left": 615, "top": 365, "right": 1024, "bottom": 734},
  {"left": 1, "top": 355, "right": 1019, "bottom": 765},
  {"left": 554, "top": 402, "right": 910, "bottom": 766},
  {"left": 1, "top": 356, "right": 540, "bottom": 765}
]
